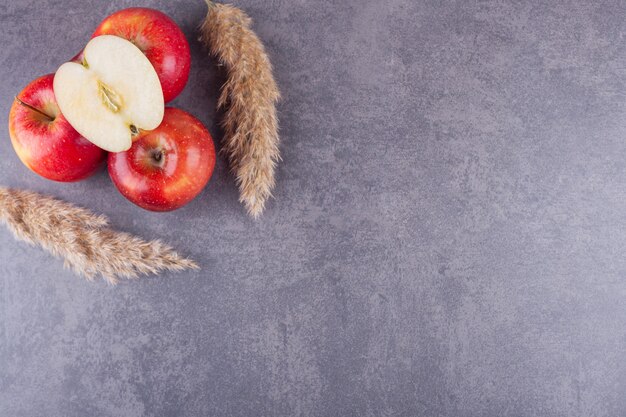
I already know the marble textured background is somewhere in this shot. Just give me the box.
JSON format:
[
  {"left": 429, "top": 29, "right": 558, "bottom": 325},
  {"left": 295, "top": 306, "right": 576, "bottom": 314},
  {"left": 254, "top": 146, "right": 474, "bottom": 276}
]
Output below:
[{"left": 1, "top": 0, "right": 626, "bottom": 416}]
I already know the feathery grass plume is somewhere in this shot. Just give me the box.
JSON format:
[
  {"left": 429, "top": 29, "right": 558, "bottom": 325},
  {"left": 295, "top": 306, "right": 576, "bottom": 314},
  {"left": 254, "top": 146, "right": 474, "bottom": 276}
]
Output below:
[
  {"left": 199, "top": 0, "right": 281, "bottom": 218},
  {"left": 0, "top": 187, "right": 198, "bottom": 284}
]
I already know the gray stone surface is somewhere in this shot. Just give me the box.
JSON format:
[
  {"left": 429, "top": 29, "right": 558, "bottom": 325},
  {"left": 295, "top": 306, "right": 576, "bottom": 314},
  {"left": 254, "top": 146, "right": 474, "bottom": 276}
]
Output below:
[{"left": 1, "top": 0, "right": 626, "bottom": 416}]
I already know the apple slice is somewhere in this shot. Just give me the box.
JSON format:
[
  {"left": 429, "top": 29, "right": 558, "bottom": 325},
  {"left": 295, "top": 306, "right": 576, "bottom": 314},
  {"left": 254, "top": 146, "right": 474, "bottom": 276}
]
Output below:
[{"left": 53, "top": 35, "right": 164, "bottom": 152}]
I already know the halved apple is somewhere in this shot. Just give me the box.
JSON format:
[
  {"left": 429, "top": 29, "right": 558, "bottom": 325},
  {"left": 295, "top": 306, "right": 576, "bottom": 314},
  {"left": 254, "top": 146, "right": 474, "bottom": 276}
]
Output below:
[{"left": 53, "top": 35, "right": 164, "bottom": 152}]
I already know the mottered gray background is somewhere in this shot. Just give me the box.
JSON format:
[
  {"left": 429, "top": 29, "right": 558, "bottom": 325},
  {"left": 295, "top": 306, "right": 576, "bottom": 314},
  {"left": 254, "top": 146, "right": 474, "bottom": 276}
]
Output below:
[{"left": 1, "top": 1, "right": 626, "bottom": 416}]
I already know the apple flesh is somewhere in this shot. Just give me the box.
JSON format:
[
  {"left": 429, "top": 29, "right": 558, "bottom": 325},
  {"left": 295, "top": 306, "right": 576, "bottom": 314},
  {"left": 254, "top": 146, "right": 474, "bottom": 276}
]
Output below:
[
  {"left": 8, "top": 74, "right": 106, "bottom": 182},
  {"left": 108, "top": 107, "right": 216, "bottom": 212},
  {"left": 54, "top": 35, "right": 164, "bottom": 153},
  {"left": 92, "top": 7, "right": 191, "bottom": 103}
]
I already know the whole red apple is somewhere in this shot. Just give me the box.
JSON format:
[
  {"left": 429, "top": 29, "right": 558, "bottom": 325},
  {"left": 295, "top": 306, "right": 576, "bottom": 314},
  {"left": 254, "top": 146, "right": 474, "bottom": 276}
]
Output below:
[
  {"left": 92, "top": 8, "right": 191, "bottom": 103},
  {"left": 8, "top": 74, "right": 106, "bottom": 182},
  {"left": 108, "top": 107, "right": 215, "bottom": 211}
]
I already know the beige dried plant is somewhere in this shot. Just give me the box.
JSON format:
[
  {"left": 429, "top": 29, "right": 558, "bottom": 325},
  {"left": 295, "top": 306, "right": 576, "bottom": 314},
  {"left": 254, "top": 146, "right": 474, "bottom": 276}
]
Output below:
[
  {"left": 0, "top": 187, "right": 198, "bottom": 284},
  {"left": 200, "top": 0, "right": 281, "bottom": 218}
]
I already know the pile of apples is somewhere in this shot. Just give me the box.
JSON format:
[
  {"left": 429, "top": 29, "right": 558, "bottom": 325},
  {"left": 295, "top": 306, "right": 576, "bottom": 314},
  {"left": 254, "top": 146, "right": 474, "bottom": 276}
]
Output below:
[{"left": 8, "top": 8, "right": 216, "bottom": 212}]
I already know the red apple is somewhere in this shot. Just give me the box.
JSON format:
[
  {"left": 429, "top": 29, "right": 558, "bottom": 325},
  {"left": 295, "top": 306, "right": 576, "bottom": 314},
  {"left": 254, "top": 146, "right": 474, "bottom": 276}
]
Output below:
[
  {"left": 108, "top": 107, "right": 215, "bottom": 211},
  {"left": 91, "top": 8, "right": 191, "bottom": 103},
  {"left": 8, "top": 74, "right": 106, "bottom": 182}
]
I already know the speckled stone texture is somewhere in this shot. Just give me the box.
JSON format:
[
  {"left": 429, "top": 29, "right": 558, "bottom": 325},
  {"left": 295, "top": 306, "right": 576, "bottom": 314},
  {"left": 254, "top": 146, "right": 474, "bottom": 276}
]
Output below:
[{"left": 1, "top": 0, "right": 626, "bottom": 416}]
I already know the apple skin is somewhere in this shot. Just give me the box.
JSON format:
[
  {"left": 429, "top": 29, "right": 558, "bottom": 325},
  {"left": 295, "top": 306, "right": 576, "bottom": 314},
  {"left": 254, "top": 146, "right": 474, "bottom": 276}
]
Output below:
[
  {"left": 92, "top": 7, "right": 191, "bottom": 103},
  {"left": 108, "top": 107, "right": 216, "bottom": 212},
  {"left": 8, "top": 74, "right": 107, "bottom": 182}
]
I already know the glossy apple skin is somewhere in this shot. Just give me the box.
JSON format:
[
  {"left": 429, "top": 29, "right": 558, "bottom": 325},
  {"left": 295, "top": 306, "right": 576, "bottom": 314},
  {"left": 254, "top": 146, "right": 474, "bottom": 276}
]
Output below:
[
  {"left": 92, "top": 8, "right": 191, "bottom": 103},
  {"left": 108, "top": 107, "right": 215, "bottom": 212},
  {"left": 8, "top": 74, "right": 106, "bottom": 182}
]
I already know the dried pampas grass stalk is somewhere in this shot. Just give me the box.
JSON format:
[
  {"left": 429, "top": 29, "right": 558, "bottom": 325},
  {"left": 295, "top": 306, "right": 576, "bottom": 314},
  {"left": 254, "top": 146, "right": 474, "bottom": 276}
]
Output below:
[
  {"left": 0, "top": 187, "right": 198, "bottom": 284},
  {"left": 200, "top": 0, "right": 281, "bottom": 218}
]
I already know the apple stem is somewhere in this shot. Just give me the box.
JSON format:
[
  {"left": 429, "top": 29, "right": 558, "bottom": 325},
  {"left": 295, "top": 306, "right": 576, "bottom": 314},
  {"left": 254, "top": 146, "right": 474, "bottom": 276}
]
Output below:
[
  {"left": 14, "top": 97, "right": 54, "bottom": 122},
  {"left": 149, "top": 149, "right": 166, "bottom": 167}
]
